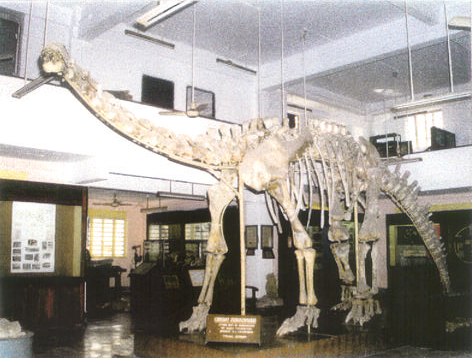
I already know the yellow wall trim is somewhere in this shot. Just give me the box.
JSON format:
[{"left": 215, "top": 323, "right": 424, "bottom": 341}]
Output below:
[
  {"left": 0, "top": 170, "right": 28, "bottom": 181},
  {"left": 88, "top": 208, "right": 127, "bottom": 219}
]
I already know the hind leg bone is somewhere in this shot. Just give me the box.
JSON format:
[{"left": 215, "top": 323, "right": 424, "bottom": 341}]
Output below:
[
  {"left": 179, "top": 175, "right": 236, "bottom": 333},
  {"left": 268, "top": 179, "right": 320, "bottom": 336}
]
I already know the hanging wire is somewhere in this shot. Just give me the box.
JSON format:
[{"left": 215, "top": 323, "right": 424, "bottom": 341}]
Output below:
[
  {"left": 43, "top": 0, "right": 50, "bottom": 49},
  {"left": 302, "top": 29, "right": 308, "bottom": 128},
  {"left": 280, "top": 0, "right": 285, "bottom": 120},
  {"left": 257, "top": 5, "right": 262, "bottom": 119},
  {"left": 23, "top": 1, "right": 34, "bottom": 83},
  {"left": 190, "top": 4, "right": 197, "bottom": 105},
  {"left": 443, "top": 1, "right": 454, "bottom": 93},
  {"left": 404, "top": 0, "right": 415, "bottom": 101}
]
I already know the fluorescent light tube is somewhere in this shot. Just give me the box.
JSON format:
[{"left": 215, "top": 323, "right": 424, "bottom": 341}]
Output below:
[
  {"left": 448, "top": 16, "right": 471, "bottom": 31},
  {"left": 136, "top": 0, "right": 197, "bottom": 28},
  {"left": 124, "top": 29, "right": 175, "bottom": 49},
  {"left": 391, "top": 91, "right": 471, "bottom": 112},
  {"left": 140, "top": 206, "right": 169, "bottom": 213},
  {"left": 156, "top": 191, "right": 206, "bottom": 201},
  {"left": 216, "top": 58, "right": 257, "bottom": 75}
]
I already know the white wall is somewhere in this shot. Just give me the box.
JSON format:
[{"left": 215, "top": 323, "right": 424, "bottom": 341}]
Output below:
[
  {"left": 71, "top": 23, "right": 258, "bottom": 123},
  {"left": 244, "top": 190, "right": 278, "bottom": 298},
  {"left": 391, "top": 146, "right": 472, "bottom": 191},
  {"left": 0, "top": 75, "right": 219, "bottom": 190},
  {"left": 4, "top": 0, "right": 258, "bottom": 124}
]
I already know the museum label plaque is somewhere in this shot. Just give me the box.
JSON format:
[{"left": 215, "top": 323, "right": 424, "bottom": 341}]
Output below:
[{"left": 205, "top": 314, "right": 261, "bottom": 345}]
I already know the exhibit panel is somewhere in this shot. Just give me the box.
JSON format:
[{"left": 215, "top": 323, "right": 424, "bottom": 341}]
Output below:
[
  {"left": 387, "top": 208, "right": 472, "bottom": 349},
  {"left": 0, "top": 179, "right": 87, "bottom": 330}
]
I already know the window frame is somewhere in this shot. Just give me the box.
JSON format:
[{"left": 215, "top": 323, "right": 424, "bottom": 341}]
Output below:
[
  {"left": 87, "top": 209, "right": 127, "bottom": 259},
  {"left": 404, "top": 109, "right": 443, "bottom": 152},
  {"left": 0, "top": 7, "right": 24, "bottom": 76}
]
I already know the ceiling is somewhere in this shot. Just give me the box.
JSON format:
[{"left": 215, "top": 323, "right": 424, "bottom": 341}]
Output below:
[{"left": 65, "top": 0, "right": 470, "bottom": 110}]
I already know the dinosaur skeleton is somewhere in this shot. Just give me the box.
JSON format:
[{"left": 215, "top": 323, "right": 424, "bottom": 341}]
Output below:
[{"left": 36, "top": 44, "right": 450, "bottom": 336}]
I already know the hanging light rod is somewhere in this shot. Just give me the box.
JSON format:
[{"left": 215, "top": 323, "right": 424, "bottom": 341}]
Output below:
[
  {"left": 136, "top": 0, "right": 197, "bottom": 29},
  {"left": 156, "top": 191, "right": 206, "bottom": 201},
  {"left": 124, "top": 29, "right": 175, "bottom": 49},
  {"left": 216, "top": 58, "right": 257, "bottom": 75},
  {"left": 391, "top": 91, "right": 471, "bottom": 112}
]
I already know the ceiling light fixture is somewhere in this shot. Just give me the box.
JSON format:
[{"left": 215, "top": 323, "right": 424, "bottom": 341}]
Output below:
[
  {"left": 136, "top": 0, "right": 197, "bottom": 29},
  {"left": 124, "top": 29, "right": 175, "bottom": 49},
  {"left": 391, "top": 91, "right": 471, "bottom": 112},
  {"left": 156, "top": 191, "right": 206, "bottom": 201},
  {"left": 140, "top": 206, "right": 169, "bottom": 213},
  {"left": 216, "top": 58, "right": 257, "bottom": 75},
  {"left": 448, "top": 16, "right": 471, "bottom": 31}
]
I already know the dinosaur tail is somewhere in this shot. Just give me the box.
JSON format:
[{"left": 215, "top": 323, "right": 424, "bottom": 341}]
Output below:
[{"left": 380, "top": 165, "right": 451, "bottom": 294}]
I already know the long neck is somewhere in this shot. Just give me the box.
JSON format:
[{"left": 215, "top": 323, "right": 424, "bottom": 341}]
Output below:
[{"left": 57, "top": 58, "right": 225, "bottom": 173}]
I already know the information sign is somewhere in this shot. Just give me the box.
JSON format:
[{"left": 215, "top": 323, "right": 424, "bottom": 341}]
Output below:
[{"left": 205, "top": 314, "right": 261, "bottom": 345}]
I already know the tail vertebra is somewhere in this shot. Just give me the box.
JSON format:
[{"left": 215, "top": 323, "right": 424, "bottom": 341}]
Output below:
[{"left": 380, "top": 166, "right": 451, "bottom": 293}]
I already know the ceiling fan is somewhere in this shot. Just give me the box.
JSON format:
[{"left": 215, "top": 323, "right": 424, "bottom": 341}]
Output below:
[
  {"left": 93, "top": 193, "right": 133, "bottom": 208},
  {"left": 159, "top": 102, "right": 208, "bottom": 118},
  {"left": 159, "top": 4, "right": 205, "bottom": 118}
]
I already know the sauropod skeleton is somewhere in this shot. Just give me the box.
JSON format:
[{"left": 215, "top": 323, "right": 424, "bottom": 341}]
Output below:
[{"left": 36, "top": 44, "right": 450, "bottom": 336}]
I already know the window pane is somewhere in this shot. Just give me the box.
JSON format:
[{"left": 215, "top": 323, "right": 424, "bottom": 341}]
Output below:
[
  {"left": 88, "top": 216, "right": 126, "bottom": 258},
  {"left": 404, "top": 110, "right": 443, "bottom": 151}
]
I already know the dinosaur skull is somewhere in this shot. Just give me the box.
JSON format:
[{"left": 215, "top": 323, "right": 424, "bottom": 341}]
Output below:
[{"left": 40, "top": 44, "right": 69, "bottom": 74}]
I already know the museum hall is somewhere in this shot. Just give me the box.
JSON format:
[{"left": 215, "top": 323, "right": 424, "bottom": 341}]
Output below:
[{"left": 0, "top": 1, "right": 470, "bottom": 357}]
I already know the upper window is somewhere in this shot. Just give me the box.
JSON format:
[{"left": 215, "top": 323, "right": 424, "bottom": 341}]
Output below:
[
  {"left": 0, "top": 8, "right": 23, "bottom": 76},
  {"left": 87, "top": 210, "right": 126, "bottom": 258},
  {"left": 141, "top": 75, "right": 174, "bottom": 109},
  {"left": 405, "top": 110, "right": 443, "bottom": 151}
]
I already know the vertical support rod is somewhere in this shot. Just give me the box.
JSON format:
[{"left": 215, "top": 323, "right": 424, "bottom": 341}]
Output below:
[
  {"left": 257, "top": 6, "right": 261, "bottom": 119},
  {"left": 443, "top": 1, "right": 454, "bottom": 93},
  {"left": 354, "top": 202, "right": 360, "bottom": 289},
  {"left": 23, "top": 1, "right": 34, "bottom": 83},
  {"left": 43, "top": 1, "right": 50, "bottom": 49},
  {"left": 404, "top": 0, "right": 415, "bottom": 101},
  {"left": 239, "top": 171, "right": 246, "bottom": 316},
  {"left": 280, "top": 0, "right": 285, "bottom": 120}
]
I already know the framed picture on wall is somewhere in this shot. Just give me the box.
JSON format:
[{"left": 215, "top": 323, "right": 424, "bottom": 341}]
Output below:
[
  {"left": 261, "top": 225, "right": 275, "bottom": 259},
  {"left": 186, "top": 86, "right": 215, "bottom": 118},
  {"left": 245, "top": 225, "right": 258, "bottom": 255}
]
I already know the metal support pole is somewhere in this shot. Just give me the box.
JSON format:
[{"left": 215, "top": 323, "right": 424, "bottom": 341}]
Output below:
[
  {"left": 354, "top": 202, "right": 360, "bottom": 289},
  {"left": 239, "top": 171, "right": 246, "bottom": 316},
  {"left": 443, "top": 1, "right": 454, "bottom": 93},
  {"left": 404, "top": 0, "right": 415, "bottom": 101}
]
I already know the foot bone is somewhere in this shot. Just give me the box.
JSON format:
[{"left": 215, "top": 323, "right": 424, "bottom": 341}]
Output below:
[
  {"left": 179, "top": 303, "right": 210, "bottom": 333},
  {"left": 331, "top": 285, "right": 356, "bottom": 311},
  {"left": 345, "top": 297, "right": 381, "bottom": 326},
  {"left": 277, "top": 305, "right": 321, "bottom": 336}
]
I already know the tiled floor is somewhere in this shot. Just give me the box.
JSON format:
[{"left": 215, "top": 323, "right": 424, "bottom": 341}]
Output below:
[
  {"left": 32, "top": 313, "right": 472, "bottom": 358},
  {"left": 34, "top": 314, "right": 137, "bottom": 358}
]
